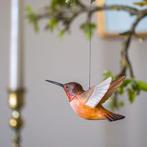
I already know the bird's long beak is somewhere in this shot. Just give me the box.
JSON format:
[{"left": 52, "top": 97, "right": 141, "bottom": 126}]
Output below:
[{"left": 46, "top": 80, "right": 64, "bottom": 88}]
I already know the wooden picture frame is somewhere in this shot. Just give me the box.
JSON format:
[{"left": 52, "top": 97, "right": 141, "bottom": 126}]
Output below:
[{"left": 96, "top": 0, "right": 147, "bottom": 38}]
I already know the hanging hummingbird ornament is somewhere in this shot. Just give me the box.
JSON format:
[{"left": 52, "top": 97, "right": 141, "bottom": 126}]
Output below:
[
  {"left": 46, "top": 76, "right": 125, "bottom": 121},
  {"left": 46, "top": 0, "right": 125, "bottom": 122}
]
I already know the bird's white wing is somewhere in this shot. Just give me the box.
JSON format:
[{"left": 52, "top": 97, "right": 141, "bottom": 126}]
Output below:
[{"left": 85, "top": 77, "right": 112, "bottom": 108}]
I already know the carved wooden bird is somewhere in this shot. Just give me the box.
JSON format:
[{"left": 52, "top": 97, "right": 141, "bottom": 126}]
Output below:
[{"left": 46, "top": 76, "right": 125, "bottom": 121}]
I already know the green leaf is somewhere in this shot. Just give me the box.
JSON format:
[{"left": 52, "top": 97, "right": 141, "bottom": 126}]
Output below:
[
  {"left": 109, "top": 97, "right": 116, "bottom": 111},
  {"left": 117, "top": 86, "right": 124, "bottom": 95},
  {"left": 131, "top": 80, "right": 139, "bottom": 91},
  {"left": 128, "top": 89, "right": 136, "bottom": 103},
  {"left": 118, "top": 101, "right": 125, "bottom": 107},
  {"left": 25, "top": 5, "right": 39, "bottom": 32},
  {"left": 103, "top": 70, "right": 115, "bottom": 80},
  {"left": 80, "top": 23, "right": 96, "bottom": 39},
  {"left": 46, "top": 18, "right": 58, "bottom": 31},
  {"left": 51, "top": 0, "right": 65, "bottom": 9},
  {"left": 58, "top": 29, "right": 66, "bottom": 37},
  {"left": 136, "top": 80, "right": 147, "bottom": 91},
  {"left": 109, "top": 96, "right": 125, "bottom": 110},
  {"left": 122, "top": 79, "right": 132, "bottom": 87}
]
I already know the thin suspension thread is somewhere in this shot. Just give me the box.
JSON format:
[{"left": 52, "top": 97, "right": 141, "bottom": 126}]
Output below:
[
  {"left": 88, "top": 1, "right": 92, "bottom": 89},
  {"left": 89, "top": 28, "right": 92, "bottom": 89}
]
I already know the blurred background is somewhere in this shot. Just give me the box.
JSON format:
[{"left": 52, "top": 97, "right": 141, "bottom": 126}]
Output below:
[{"left": 0, "top": 0, "right": 147, "bottom": 147}]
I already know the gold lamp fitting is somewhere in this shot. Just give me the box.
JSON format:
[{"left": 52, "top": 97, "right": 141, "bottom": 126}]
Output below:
[
  {"left": 8, "top": 89, "right": 25, "bottom": 130},
  {"left": 8, "top": 89, "right": 24, "bottom": 110}
]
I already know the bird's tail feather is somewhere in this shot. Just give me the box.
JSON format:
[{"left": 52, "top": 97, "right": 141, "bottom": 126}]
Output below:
[
  {"left": 105, "top": 112, "right": 125, "bottom": 121},
  {"left": 101, "top": 106, "right": 125, "bottom": 121}
]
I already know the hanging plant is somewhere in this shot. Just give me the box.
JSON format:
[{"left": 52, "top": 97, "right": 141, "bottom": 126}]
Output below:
[{"left": 26, "top": 0, "right": 147, "bottom": 110}]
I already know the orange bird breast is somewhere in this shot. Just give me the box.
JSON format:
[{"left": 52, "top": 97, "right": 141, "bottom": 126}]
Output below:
[{"left": 70, "top": 97, "right": 105, "bottom": 120}]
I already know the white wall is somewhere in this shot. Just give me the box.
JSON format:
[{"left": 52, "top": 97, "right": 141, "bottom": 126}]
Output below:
[{"left": 0, "top": 0, "right": 147, "bottom": 147}]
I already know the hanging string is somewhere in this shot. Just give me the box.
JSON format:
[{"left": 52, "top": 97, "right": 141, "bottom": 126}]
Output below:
[
  {"left": 88, "top": 30, "right": 92, "bottom": 89},
  {"left": 88, "top": 0, "right": 92, "bottom": 89}
]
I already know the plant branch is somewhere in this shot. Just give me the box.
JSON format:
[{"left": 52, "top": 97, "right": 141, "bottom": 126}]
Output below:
[
  {"left": 33, "top": 3, "right": 143, "bottom": 32},
  {"left": 91, "top": 4, "right": 139, "bottom": 15},
  {"left": 118, "top": 10, "right": 147, "bottom": 78}
]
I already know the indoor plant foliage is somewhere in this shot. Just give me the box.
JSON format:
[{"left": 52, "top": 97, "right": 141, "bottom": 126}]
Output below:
[{"left": 26, "top": 0, "right": 147, "bottom": 110}]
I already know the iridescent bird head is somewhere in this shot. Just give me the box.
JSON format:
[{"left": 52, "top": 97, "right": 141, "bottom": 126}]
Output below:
[{"left": 46, "top": 80, "right": 84, "bottom": 101}]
